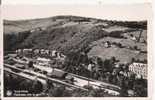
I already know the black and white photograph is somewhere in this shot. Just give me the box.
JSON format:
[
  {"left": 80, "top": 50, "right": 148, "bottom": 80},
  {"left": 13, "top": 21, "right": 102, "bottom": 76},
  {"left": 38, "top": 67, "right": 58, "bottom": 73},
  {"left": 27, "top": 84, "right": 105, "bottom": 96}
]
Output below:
[{"left": 2, "top": 3, "right": 151, "bottom": 98}]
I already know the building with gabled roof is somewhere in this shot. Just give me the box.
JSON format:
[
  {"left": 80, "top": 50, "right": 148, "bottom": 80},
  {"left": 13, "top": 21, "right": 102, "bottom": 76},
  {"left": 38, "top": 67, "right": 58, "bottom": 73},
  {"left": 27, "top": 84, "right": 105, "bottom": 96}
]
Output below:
[{"left": 129, "top": 62, "right": 147, "bottom": 79}]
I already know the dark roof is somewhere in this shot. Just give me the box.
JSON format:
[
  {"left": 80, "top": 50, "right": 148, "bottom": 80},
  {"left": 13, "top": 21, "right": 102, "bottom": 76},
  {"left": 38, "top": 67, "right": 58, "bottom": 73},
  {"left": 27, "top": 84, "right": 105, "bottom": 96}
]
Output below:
[{"left": 50, "top": 70, "right": 67, "bottom": 78}]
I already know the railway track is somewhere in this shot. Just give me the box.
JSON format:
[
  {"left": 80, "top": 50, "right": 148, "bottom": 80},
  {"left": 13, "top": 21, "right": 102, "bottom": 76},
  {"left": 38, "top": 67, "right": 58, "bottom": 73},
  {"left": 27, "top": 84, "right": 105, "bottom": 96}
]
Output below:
[
  {"left": 10, "top": 56, "right": 120, "bottom": 90},
  {"left": 4, "top": 63, "right": 120, "bottom": 95},
  {"left": 4, "top": 53, "right": 121, "bottom": 95},
  {"left": 4, "top": 64, "right": 88, "bottom": 91}
]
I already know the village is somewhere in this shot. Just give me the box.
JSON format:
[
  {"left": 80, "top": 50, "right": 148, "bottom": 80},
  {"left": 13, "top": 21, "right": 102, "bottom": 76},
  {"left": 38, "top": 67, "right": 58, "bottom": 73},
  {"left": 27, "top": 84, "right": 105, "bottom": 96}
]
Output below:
[
  {"left": 4, "top": 46, "right": 147, "bottom": 97},
  {"left": 3, "top": 15, "right": 148, "bottom": 97}
]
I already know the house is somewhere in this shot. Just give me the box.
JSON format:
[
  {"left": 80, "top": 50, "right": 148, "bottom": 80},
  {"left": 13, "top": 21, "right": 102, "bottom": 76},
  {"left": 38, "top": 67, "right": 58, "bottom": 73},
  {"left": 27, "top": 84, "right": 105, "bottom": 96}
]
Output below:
[
  {"left": 7, "top": 54, "right": 17, "bottom": 58},
  {"left": 36, "top": 57, "right": 51, "bottom": 66},
  {"left": 30, "top": 29, "right": 36, "bottom": 33},
  {"left": 23, "top": 49, "right": 32, "bottom": 54},
  {"left": 51, "top": 50, "right": 57, "bottom": 57},
  {"left": 40, "top": 49, "right": 45, "bottom": 54},
  {"left": 33, "top": 49, "right": 40, "bottom": 54},
  {"left": 129, "top": 63, "right": 147, "bottom": 79},
  {"left": 16, "top": 49, "right": 23, "bottom": 54},
  {"left": 104, "top": 41, "right": 111, "bottom": 48},
  {"left": 44, "top": 50, "right": 50, "bottom": 55},
  {"left": 131, "top": 36, "right": 137, "bottom": 41},
  {"left": 87, "top": 64, "right": 94, "bottom": 71}
]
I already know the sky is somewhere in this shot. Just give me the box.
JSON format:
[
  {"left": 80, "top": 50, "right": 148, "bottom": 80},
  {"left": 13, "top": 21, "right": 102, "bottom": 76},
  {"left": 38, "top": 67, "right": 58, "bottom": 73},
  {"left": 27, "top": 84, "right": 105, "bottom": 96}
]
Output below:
[{"left": 2, "top": 3, "right": 152, "bottom": 21}]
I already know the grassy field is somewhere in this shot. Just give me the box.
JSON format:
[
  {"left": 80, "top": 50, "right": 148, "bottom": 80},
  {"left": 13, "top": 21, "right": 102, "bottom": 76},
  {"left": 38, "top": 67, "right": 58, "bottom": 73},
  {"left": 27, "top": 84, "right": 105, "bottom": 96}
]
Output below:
[{"left": 3, "top": 15, "right": 147, "bottom": 64}]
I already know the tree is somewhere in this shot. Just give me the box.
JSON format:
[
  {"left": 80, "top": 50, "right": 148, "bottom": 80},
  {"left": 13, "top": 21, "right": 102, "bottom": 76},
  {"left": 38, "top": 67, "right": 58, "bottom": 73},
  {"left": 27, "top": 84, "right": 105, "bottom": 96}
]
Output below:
[
  {"left": 118, "top": 43, "right": 122, "bottom": 48},
  {"left": 120, "top": 79, "right": 128, "bottom": 97},
  {"left": 111, "top": 56, "right": 116, "bottom": 64},
  {"left": 131, "top": 58, "right": 135, "bottom": 63},
  {"left": 97, "top": 57, "right": 103, "bottom": 67},
  {"left": 48, "top": 85, "right": 65, "bottom": 97},
  {"left": 133, "top": 79, "right": 147, "bottom": 97},
  {"left": 28, "top": 61, "right": 34, "bottom": 69},
  {"left": 134, "top": 46, "right": 138, "bottom": 50},
  {"left": 103, "top": 59, "right": 113, "bottom": 72},
  {"left": 31, "top": 80, "right": 43, "bottom": 94},
  {"left": 143, "top": 59, "right": 147, "bottom": 64}
]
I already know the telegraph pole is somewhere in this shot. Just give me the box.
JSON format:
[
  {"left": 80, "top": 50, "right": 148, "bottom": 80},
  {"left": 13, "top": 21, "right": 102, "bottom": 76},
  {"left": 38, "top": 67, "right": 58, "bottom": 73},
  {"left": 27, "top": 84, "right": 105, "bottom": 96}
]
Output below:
[{"left": 137, "top": 29, "right": 143, "bottom": 42}]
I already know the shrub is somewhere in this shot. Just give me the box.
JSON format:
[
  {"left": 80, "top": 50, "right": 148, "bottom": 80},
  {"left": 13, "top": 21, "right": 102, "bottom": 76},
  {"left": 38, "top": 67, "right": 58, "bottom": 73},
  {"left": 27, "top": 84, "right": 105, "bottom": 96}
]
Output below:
[{"left": 134, "top": 46, "right": 139, "bottom": 50}]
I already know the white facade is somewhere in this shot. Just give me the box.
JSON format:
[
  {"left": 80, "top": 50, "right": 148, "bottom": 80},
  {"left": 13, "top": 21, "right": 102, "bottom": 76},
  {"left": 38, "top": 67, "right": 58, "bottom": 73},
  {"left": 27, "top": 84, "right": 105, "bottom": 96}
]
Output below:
[{"left": 129, "top": 62, "right": 147, "bottom": 79}]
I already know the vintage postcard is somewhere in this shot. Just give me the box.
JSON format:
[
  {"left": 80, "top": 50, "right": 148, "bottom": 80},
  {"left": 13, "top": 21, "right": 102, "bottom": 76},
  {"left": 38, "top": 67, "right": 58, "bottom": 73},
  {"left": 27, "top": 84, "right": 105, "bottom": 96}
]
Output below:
[{"left": 1, "top": 1, "right": 153, "bottom": 100}]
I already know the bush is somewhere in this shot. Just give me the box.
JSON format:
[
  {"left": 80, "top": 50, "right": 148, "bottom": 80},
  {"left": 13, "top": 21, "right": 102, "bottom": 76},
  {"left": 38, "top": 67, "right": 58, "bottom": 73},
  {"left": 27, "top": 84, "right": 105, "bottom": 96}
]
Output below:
[
  {"left": 143, "top": 59, "right": 147, "bottom": 64},
  {"left": 134, "top": 46, "right": 138, "bottom": 50},
  {"left": 109, "top": 31, "right": 123, "bottom": 38},
  {"left": 103, "top": 59, "right": 113, "bottom": 72},
  {"left": 48, "top": 85, "right": 65, "bottom": 97},
  {"left": 97, "top": 57, "right": 103, "bottom": 67},
  {"left": 118, "top": 43, "right": 123, "bottom": 48}
]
